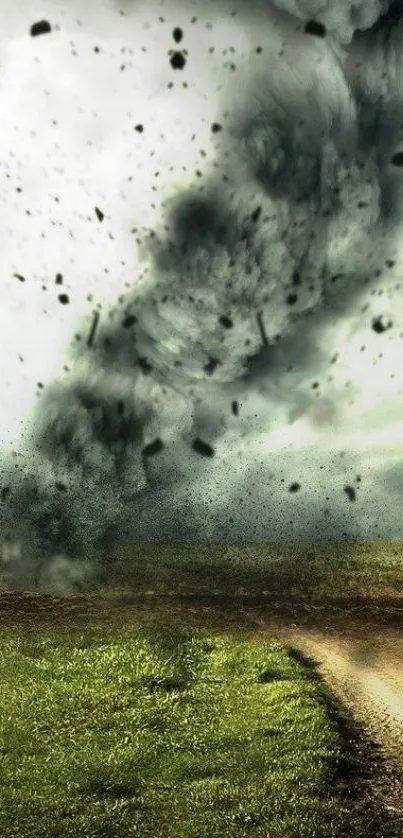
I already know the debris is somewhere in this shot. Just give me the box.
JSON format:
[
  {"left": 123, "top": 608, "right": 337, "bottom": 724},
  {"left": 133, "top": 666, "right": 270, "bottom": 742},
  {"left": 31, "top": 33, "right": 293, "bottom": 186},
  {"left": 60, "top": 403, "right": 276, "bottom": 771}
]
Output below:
[
  {"left": 170, "top": 51, "right": 186, "bottom": 70},
  {"left": 192, "top": 438, "right": 215, "bottom": 457},
  {"left": 256, "top": 312, "right": 268, "bottom": 347},
  {"left": 251, "top": 206, "right": 262, "bottom": 223},
  {"left": 87, "top": 311, "right": 100, "bottom": 348},
  {"left": 219, "top": 315, "right": 233, "bottom": 328},
  {"left": 372, "top": 315, "right": 392, "bottom": 333},
  {"left": 142, "top": 438, "right": 164, "bottom": 458},
  {"left": 173, "top": 27, "right": 183, "bottom": 43},
  {"left": 138, "top": 357, "right": 153, "bottom": 374},
  {"left": 304, "top": 20, "right": 326, "bottom": 37},
  {"left": 30, "top": 20, "right": 52, "bottom": 37},
  {"left": 122, "top": 314, "right": 136, "bottom": 329},
  {"left": 204, "top": 357, "right": 220, "bottom": 375}
]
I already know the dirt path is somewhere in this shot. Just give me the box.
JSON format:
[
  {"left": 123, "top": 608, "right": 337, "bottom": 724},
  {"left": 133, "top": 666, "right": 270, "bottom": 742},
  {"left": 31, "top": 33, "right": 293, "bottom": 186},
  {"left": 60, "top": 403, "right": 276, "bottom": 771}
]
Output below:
[{"left": 240, "top": 607, "right": 403, "bottom": 826}]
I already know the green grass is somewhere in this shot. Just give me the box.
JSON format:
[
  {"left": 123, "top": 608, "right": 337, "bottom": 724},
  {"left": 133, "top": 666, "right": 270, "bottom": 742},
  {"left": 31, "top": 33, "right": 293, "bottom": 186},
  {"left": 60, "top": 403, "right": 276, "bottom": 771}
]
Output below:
[
  {"left": 93, "top": 541, "right": 403, "bottom": 603},
  {"left": 0, "top": 602, "right": 390, "bottom": 838}
]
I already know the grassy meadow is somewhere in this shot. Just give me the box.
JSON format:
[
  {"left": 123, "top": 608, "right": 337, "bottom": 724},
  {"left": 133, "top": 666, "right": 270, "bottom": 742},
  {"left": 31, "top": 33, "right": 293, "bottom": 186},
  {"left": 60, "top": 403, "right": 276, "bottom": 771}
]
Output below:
[
  {"left": 0, "top": 596, "right": 397, "bottom": 838},
  {"left": 93, "top": 541, "right": 403, "bottom": 604}
]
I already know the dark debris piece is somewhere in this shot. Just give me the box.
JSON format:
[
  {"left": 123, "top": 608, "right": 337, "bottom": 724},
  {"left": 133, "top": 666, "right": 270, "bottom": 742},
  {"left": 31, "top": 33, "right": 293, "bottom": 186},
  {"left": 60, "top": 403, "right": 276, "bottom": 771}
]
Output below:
[
  {"left": 95, "top": 207, "right": 104, "bottom": 222},
  {"left": 173, "top": 27, "right": 183, "bottom": 43},
  {"left": 289, "top": 482, "right": 301, "bottom": 493},
  {"left": 304, "top": 20, "right": 326, "bottom": 37},
  {"left": 344, "top": 486, "right": 356, "bottom": 502},
  {"left": 372, "top": 315, "right": 392, "bottom": 333},
  {"left": 55, "top": 273, "right": 63, "bottom": 285},
  {"left": 286, "top": 293, "right": 298, "bottom": 306},
  {"left": 13, "top": 273, "right": 25, "bottom": 282},
  {"left": 87, "top": 310, "right": 100, "bottom": 348},
  {"left": 142, "top": 438, "right": 164, "bottom": 458},
  {"left": 1, "top": 487, "right": 10, "bottom": 502},
  {"left": 231, "top": 400, "right": 239, "bottom": 416},
  {"left": 204, "top": 357, "right": 220, "bottom": 375},
  {"left": 138, "top": 357, "right": 153, "bottom": 374},
  {"left": 251, "top": 206, "right": 262, "bottom": 223},
  {"left": 170, "top": 51, "right": 186, "bottom": 70},
  {"left": 135, "top": 124, "right": 144, "bottom": 133},
  {"left": 30, "top": 20, "right": 52, "bottom": 37},
  {"left": 192, "top": 438, "right": 215, "bottom": 457},
  {"left": 211, "top": 123, "right": 222, "bottom": 133},
  {"left": 122, "top": 314, "right": 137, "bottom": 328},
  {"left": 391, "top": 151, "right": 403, "bottom": 166},
  {"left": 55, "top": 482, "right": 67, "bottom": 492},
  {"left": 256, "top": 312, "right": 268, "bottom": 347},
  {"left": 58, "top": 294, "right": 70, "bottom": 305},
  {"left": 219, "top": 315, "right": 233, "bottom": 328}
]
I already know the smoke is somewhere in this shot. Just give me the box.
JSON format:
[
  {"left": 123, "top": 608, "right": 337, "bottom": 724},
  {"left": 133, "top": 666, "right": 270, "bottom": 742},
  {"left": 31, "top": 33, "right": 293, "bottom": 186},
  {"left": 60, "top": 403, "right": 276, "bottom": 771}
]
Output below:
[{"left": 1, "top": 0, "right": 403, "bottom": 593}]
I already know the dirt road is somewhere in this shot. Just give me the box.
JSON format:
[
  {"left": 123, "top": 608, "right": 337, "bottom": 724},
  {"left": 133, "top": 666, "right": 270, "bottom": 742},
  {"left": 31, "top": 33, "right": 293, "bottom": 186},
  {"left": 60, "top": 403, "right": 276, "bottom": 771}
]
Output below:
[{"left": 239, "top": 605, "right": 403, "bottom": 827}]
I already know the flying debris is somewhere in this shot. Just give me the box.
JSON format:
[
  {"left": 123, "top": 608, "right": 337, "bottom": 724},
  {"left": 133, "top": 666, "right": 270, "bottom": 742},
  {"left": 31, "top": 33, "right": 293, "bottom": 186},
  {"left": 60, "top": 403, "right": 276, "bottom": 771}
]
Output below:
[
  {"left": 204, "top": 357, "right": 220, "bottom": 375},
  {"left": 231, "top": 400, "right": 239, "bottom": 416},
  {"left": 219, "top": 315, "right": 233, "bottom": 328},
  {"left": 344, "top": 486, "right": 356, "bottom": 502},
  {"left": 172, "top": 27, "right": 183, "bottom": 43},
  {"left": 372, "top": 315, "right": 392, "bottom": 334},
  {"left": 170, "top": 51, "right": 187, "bottom": 70},
  {"left": 142, "top": 438, "right": 164, "bottom": 458},
  {"left": 304, "top": 20, "right": 326, "bottom": 37},
  {"left": 95, "top": 207, "right": 104, "bottom": 222},
  {"left": 391, "top": 151, "right": 403, "bottom": 166},
  {"left": 1, "top": 487, "right": 10, "bottom": 502},
  {"left": 30, "top": 20, "right": 52, "bottom": 37},
  {"left": 138, "top": 357, "right": 153, "bottom": 374},
  {"left": 289, "top": 483, "right": 301, "bottom": 493},
  {"left": 192, "top": 438, "right": 215, "bottom": 457},
  {"left": 256, "top": 312, "right": 268, "bottom": 348},
  {"left": 13, "top": 273, "right": 25, "bottom": 283},
  {"left": 55, "top": 482, "right": 67, "bottom": 492},
  {"left": 87, "top": 311, "right": 100, "bottom": 348},
  {"left": 122, "top": 314, "right": 136, "bottom": 329}
]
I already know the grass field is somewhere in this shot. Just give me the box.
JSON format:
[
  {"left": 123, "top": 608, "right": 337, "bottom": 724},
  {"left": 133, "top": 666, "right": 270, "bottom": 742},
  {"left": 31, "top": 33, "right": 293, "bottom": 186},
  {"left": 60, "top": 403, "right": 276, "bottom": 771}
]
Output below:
[
  {"left": 93, "top": 541, "right": 403, "bottom": 604},
  {"left": 0, "top": 597, "right": 395, "bottom": 838}
]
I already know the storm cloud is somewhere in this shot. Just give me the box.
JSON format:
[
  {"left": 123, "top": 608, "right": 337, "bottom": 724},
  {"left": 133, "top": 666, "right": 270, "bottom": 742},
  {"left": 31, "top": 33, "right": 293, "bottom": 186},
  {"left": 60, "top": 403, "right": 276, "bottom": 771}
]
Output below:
[{"left": 0, "top": 0, "right": 403, "bottom": 592}]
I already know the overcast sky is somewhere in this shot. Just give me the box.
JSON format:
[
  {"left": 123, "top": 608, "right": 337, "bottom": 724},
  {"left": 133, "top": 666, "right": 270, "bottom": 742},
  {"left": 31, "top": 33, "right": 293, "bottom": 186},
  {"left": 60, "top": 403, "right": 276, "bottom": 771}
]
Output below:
[{"left": 0, "top": 0, "right": 403, "bottom": 589}]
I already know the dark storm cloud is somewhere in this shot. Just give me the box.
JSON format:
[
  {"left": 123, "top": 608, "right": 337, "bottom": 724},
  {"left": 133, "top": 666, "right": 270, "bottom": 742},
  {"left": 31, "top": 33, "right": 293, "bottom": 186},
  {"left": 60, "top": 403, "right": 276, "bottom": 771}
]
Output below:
[{"left": 1, "top": 0, "right": 403, "bottom": 592}]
